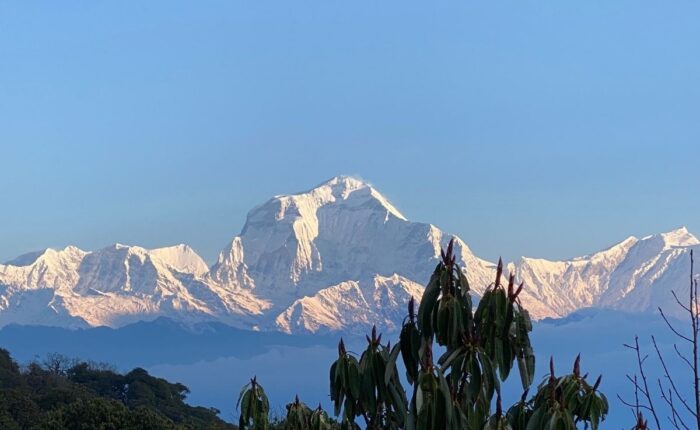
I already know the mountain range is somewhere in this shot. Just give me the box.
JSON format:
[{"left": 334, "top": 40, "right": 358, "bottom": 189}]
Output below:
[{"left": 1, "top": 176, "right": 697, "bottom": 333}]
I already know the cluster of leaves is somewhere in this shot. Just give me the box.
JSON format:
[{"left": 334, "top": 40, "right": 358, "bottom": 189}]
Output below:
[
  {"left": 238, "top": 377, "right": 270, "bottom": 429},
  {"left": 329, "top": 327, "right": 407, "bottom": 429},
  {"left": 0, "top": 349, "right": 234, "bottom": 429},
  {"left": 242, "top": 240, "right": 609, "bottom": 430},
  {"left": 281, "top": 396, "right": 335, "bottom": 430},
  {"left": 506, "top": 357, "right": 607, "bottom": 430},
  {"left": 238, "top": 387, "right": 339, "bottom": 430},
  {"left": 405, "top": 241, "right": 537, "bottom": 430}
]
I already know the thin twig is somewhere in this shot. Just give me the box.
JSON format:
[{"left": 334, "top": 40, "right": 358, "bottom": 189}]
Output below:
[
  {"left": 689, "top": 250, "right": 700, "bottom": 430},
  {"left": 659, "top": 308, "right": 693, "bottom": 343},
  {"left": 673, "top": 344, "right": 694, "bottom": 372},
  {"left": 651, "top": 336, "right": 696, "bottom": 417},
  {"left": 672, "top": 290, "right": 692, "bottom": 313},
  {"left": 625, "top": 336, "right": 662, "bottom": 430},
  {"left": 657, "top": 379, "right": 690, "bottom": 430}
]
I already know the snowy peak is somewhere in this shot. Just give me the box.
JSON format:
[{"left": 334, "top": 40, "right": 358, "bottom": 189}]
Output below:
[
  {"left": 3, "top": 246, "right": 86, "bottom": 268},
  {"left": 4, "top": 249, "right": 50, "bottom": 267},
  {"left": 207, "top": 176, "right": 501, "bottom": 333},
  {"left": 149, "top": 244, "right": 209, "bottom": 276},
  {"left": 572, "top": 236, "right": 638, "bottom": 263},
  {"left": 0, "top": 246, "right": 87, "bottom": 297},
  {"left": 643, "top": 227, "right": 699, "bottom": 250},
  {"left": 1, "top": 176, "right": 699, "bottom": 333},
  {"left": 212, "top": 175, "right": 419, "bottom": 301},
  {"left": 511, "top": 227, "right": 700, "bottom": 320},
  {"left": 268, "top": 176, "right": 407, "bottom": 223}
]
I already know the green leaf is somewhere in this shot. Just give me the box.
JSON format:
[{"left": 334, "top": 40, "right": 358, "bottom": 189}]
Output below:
[
  {"left": 418, "top": 271, "right": 441, "bottom": 337},
  {"left": 385, "top": 342, "right": 402, "bottom": 385}
]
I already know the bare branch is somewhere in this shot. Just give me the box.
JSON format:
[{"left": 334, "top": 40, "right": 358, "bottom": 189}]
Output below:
[
  {"left": 671, "top": 290, "right": 692, "bottom": 313},
  {"left": 618, "top": 394, "right": 654, "bottom": 412},
  {"left": 659, "top": 308, "right": 693, "bottom": 343},
  {"left": 657, "top": 379, "right": 690, "bottom": 430},
  {"left": 673, "top": 344, "right": 694, "bottom": 372},
  {"left": 651, "top": 336, "right": 696, "bottom": 418},
  {"left": 689, "top": 250, "right": 700, "bottom": 430},
  {"left": 625, "top": 336, "right": 662, "bottom": 430},
  {"left": 625, "top": 374, "right": 650, "bottom": 397}
]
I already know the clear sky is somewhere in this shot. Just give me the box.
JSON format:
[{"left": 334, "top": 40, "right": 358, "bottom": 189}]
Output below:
[{"left": 1, "top": 1, "right": 698, "bottom": 264}]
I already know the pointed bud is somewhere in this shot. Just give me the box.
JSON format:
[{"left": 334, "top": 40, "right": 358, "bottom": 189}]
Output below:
[
  {"left": 338, "top": 338, "right": 346, "bottom": 356},
  {"left": 372, "top": 325, "right": 377, "bottom": 342},
  {"left": 295, "top": 394, "right": 300, "bottom": 405},
  {"left": 495, "top": 258, "right": 503, "bottom": 287},
  {"left": 520, "top": 388, "right": 529, "bottom": 403},
  {"left": 592, "top": 375, "right": 602, "bottom": 391},
  {"left": 549, "top": 357, "right": 555, "bottom": 376},
  {"left": 514, "top": 282, "right": 524, "bottom": 300},
  {"left": 573, "top": 354, "right": 581, "bottom": 377},
  {"left": 508, "top": 273, "right": 514, "bottom": 298},
  {"left": 408, "top": 297, "right": 415, "bottom": 321}
]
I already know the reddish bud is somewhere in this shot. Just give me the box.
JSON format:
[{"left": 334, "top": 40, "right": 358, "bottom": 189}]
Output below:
[
  {"left": 507, "top": 273, "right": 514, "bottom": 298},
  {"left": 514, "top": 282, "right": 524, "bottom": 300},
  {"left": 446, "top": 238, "right": 454, "bottom": 261},
  {"left": 495, "top": 258, "right": 503, "bottom": 287},
  {"left": 549, "top": 357, "right": 555, "bottom": 377}
]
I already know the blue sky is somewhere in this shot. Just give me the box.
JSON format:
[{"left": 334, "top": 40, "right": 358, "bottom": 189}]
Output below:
[{"left": 1, "top": 1, "right": 698, "bottom": 264}]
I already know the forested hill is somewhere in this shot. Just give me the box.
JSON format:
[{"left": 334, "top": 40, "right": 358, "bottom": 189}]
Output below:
[{"left": 0, "top": 348, "right": 235, "bottom": 429}]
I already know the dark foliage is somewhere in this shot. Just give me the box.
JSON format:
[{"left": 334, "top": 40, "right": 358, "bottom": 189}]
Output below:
[
  {"left": 0, "top": 348, "right": 235, "bottom": 429},
  {"left": 240, "top": 242, "right": 608, "bottom": 430}
]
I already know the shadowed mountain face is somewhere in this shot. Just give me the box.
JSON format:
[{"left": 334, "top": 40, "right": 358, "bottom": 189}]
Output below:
[{"left": 0, "top": 176, "right": 698, "bottom": 333}]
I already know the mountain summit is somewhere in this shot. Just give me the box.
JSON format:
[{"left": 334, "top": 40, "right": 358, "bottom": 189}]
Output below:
[
  {"left": 209, "top": 175, "right": 495, "bottom": 332},
  {"left": 0, "top": 178, "right": 697, "bottom": 333}
]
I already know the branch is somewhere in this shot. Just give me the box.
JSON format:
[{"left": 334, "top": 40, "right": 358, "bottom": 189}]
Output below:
[
  {"left": 657, "top": 380, "right": 690, "bottom": 430},
  {"left": 688, "top": 250, "right": 700, "bottom": 430},
  {"left": 624, "top": 336, "right": 662, "bottom": 430},
  {"left": 617, "top": 394, "right": 654, "bottom": 412},
  {"left": 673, "top": 344, "right": 694, "bottom": 372},
  {"left": 658, "top": 308, "right": 693, "bottom": 343},
  {"left": 625, "top": 374, "right": 650, "bottom": 398},
  {"left": 651, "top": 336, "right": 696, "bottom": 417},
  {"left": 671, "top": 290, "right": 692, "bottom": 313}
]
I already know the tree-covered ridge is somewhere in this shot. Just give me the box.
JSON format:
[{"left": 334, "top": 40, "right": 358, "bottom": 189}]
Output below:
[{"left": 0, "top": 349, "right": 235, "bottom": 429}]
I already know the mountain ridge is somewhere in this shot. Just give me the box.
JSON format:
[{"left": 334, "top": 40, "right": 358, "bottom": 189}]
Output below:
[{"left": 1, "top": 176, "right": 697, "bottom": 333}]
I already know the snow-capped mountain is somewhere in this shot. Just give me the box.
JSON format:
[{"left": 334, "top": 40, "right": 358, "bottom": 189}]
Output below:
[
  {"left": 209, "top": 176, "right": 497, "bottom": 329},
  {"left": 1, "top": 176, "right": 697, "bottom": 333},
  {"left": 0, "top": 244, "right": 264, "bottom": 328},
  {"left": 509, "top": 228, "right": 699, "bottom": 319}
]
